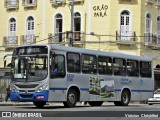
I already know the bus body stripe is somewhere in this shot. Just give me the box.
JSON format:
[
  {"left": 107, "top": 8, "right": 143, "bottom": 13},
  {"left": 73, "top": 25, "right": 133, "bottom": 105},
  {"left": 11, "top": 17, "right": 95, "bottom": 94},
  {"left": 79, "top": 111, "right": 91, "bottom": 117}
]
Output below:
[
  {"left": 49, "top": 88, "right": 89, "bottom": 91},
  {"left": 49, "top": 88, "right": 153, "bottom": 92},
  {"left": 50, "top": 88, "right": 67, "bottom": 90},
  {"left": 115, "top": 89, "right": 153, "bottom": 92}
]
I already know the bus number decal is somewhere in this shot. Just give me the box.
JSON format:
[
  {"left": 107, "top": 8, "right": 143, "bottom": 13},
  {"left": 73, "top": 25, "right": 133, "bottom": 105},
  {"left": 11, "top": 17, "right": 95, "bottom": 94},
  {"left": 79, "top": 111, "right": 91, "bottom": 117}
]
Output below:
[{"left": 67, "top": 74, "right": 74, "bottom": 81}]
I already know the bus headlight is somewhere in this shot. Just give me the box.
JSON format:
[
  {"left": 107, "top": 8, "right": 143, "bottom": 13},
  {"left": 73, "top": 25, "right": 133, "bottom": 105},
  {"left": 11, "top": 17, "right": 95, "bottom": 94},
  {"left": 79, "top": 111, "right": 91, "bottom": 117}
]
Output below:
[
  {"left": 36, "top": 84, "right": 48, "bottom": 92},
  {"left": 11, "top": 85, "right": 19, "bottom": 92}
]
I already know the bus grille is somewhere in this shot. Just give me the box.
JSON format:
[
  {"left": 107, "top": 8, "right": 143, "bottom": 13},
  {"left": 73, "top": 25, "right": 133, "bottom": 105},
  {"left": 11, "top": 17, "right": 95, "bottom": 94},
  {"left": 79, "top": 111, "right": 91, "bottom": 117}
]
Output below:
[
  {"left": 19, "top": 90, "right": 35, "bottom": 93},
  {"left": 15, "top": 84, "right": 38, "bottom": 89},
  {"left": 19, "top": 94, "right": 33, "bottom": 98}
]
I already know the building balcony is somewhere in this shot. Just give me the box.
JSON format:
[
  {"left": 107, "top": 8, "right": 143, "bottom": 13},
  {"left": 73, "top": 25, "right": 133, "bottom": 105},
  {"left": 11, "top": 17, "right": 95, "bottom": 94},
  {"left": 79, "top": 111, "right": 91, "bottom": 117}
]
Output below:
[
  {"left": 155, "top": 0, "right": 160, "bottom": 7},
  {"left": 20, "top": 35, "right": 36, "bottom": 45},
  {"left": 116, "top": 31, "right": 136, "bottom": 45},
  {"left": 50, "top": 0, "right": 66, "bottom": 6},
  {"left": 66, "top": 31, "right": 84, "bottom": 44},
  {"left": 144, "top": 33, "right": 160, "bottom": 47},
  {"left": 117, "top": 0, "right": 135, "bottom": 3},
  {"left": 4, "top": 0, "right": 19, "bottom": 9},
  {"left": 22, "top": 0, "right": 37, "bottom": 7},
  {"left": 145, "top": 0, "right": 156, "bottom": 5},
  {"left": 48, "top": 32, "right": 65, "bottom": 44},
  {"left": 3, "top": 36, "right": 18, "bottom": 47},
  {"left": 68, "top": 0, "right": 84, "bottom": 4}
]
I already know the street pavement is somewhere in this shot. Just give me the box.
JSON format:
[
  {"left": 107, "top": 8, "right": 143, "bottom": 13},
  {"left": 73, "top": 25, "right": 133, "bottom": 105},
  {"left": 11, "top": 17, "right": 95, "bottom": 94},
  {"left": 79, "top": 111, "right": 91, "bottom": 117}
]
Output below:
[
  {"left": 0, "top": 101, "right": 92, "bottom": 106},
  {"left": 0, "top": 101, "right": 143, "bottom": 106},
  {"left": 0, "top": 101, "right": 33, "bottom": 106}
]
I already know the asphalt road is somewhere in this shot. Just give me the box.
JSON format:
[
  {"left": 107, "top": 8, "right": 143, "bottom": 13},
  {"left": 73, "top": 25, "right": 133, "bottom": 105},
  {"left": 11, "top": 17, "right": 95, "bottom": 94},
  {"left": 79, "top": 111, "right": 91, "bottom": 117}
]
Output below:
[{"left": 0, "top": 102, "right": 160, "bottom": 120}]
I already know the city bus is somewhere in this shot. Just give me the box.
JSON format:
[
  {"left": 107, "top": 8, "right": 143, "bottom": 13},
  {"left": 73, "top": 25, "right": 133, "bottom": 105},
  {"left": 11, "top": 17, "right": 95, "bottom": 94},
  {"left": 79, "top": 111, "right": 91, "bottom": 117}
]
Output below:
[{"left": 10, "top": 44, "right": 154, "bottom": 108}]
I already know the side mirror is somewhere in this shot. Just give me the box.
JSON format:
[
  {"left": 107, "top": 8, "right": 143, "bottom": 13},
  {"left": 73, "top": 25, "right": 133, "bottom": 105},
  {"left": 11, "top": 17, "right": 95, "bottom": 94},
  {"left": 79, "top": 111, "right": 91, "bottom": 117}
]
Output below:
[{"left": 50, "top": 50, "right": 55, "bottom": 56}]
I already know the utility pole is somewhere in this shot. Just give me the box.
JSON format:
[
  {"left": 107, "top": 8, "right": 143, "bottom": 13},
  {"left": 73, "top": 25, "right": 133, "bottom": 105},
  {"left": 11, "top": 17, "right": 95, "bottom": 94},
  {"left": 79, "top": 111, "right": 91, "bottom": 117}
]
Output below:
[{"left": 70, "top": 0, "right": 74, "bottom": 47}]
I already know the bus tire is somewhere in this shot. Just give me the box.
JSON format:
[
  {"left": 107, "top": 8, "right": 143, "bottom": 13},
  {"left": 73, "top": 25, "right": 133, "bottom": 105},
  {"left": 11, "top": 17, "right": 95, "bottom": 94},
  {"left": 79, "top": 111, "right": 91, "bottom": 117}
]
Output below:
[
  {"left": 120, "top": 90, "right": 130, "bottom": 106},
  {"left": 33, "top": 101, "right": 46, "bottom": 108},
  {"left": 88, "top": 101, "right": 103, "bottom": 106},
  {"left": 63, "top": 89, "right": 77, "bottom": 108}
]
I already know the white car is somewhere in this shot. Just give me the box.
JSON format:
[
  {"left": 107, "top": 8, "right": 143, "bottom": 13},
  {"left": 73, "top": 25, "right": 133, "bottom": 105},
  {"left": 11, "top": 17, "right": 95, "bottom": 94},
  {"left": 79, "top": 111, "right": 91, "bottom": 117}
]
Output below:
[{"left": 147, "top": 89, "right": 160, "bottom": 105}]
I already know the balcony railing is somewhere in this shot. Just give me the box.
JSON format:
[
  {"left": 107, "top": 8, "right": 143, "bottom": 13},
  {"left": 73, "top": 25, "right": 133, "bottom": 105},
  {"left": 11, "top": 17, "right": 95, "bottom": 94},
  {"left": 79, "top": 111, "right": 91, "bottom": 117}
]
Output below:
[
  {"left": 20, "top": 35, "right": 36, "bottom": 45},
  {"left": 3, "top": 36, "right": 18, "bottom": 47},
  {"left": 145, "top": 0, "right": 156, "bottom": 4},
  {"left": 66, "top": 31, "right": 83, "bottom": 44},
  {"left": 4, "top": 0, "right": 19, "bottom": 9},
  {"left": 48, "top": 32, "right": 65, "bottom": 44},
  {"left": 118, "top": 0, "right": 135, "bottom": 3},
  {"left": 116, "top": 31, "right": 136, "bottom": 43},
  {"left": 73, "top": 31, "right": 83, "bottom": 42},
  {"left": 144, "top": 33, "right": 160, "bottom": 46},
  {"left": 50, "top": 0, "right": 65, "bottom": 5},
  {"left": 22, "top": 0, "right": 37, "bottom": 7},
  {"left": 155, "top": 0, "right": 160, "bottom": 6},
  {"left": 68, "top": 0, "right": 84, "bottom": 3}
]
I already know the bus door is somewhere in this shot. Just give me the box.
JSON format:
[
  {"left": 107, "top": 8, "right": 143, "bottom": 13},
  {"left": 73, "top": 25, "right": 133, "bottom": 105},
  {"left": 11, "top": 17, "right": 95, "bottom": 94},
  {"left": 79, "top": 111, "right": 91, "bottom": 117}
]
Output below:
[{"left": 49, "top": 51, "right": 66, "bottom": 101}]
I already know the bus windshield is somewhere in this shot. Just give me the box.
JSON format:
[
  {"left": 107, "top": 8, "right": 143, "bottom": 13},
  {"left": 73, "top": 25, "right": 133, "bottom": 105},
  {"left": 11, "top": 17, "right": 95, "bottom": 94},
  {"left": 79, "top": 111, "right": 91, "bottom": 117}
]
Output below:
[{"left": 11, "top": 55, "right": 48, "bottom": 82}]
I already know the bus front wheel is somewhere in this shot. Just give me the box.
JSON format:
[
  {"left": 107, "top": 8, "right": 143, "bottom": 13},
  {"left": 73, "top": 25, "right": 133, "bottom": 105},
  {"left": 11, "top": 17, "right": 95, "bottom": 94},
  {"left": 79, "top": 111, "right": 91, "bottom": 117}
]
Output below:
[
  {"left": 63, "top": 89, "right": 77, "bottom": 108},
  {"left": 120, "top": 90, "right": 130, "bottom": 106},
  {"left": 33, "top": 101, "right": 46, "bottom": 108},
  {"left": 88, "top": 101, "right": 103, "bottom": 106}
]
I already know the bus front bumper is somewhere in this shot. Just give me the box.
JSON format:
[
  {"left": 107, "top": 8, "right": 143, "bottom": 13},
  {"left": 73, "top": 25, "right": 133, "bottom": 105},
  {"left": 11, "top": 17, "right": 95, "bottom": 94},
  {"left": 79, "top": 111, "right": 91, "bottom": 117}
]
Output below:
[{"left": 10, "top": 90, "right": 49, "bottom": 102}]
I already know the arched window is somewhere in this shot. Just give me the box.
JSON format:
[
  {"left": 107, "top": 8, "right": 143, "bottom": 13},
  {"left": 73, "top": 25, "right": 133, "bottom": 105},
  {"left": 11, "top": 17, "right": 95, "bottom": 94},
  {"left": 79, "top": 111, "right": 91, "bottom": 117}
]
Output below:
[
  {"left": 157, "top": 16, "right": 160, "bottom": 35},
  {"left": 146, "top": 13, "right": 151, "bottom": 33},
  {"left": 74, "top": 12, "right": 81, "bottom": 41},
  {"left": 9, "top": 18, "right": 16, "bottom": 36},
  {"left": 120, "top": 10, "right": 131, "bottom": 41},
  {"left": 27, "top": 0, "right": 35, "bottom": 4},
  {"left": 54, "top": 13, "right": 63, "bottom": 43},
  {"left": 8, "top": 18, "right": 16, "bottom": 44},
  {"left": 26, "top": 16, "right": 34, "bottom": 43},
  {"left": 145, "top": 13, "right": 151, "bottom": 43}
]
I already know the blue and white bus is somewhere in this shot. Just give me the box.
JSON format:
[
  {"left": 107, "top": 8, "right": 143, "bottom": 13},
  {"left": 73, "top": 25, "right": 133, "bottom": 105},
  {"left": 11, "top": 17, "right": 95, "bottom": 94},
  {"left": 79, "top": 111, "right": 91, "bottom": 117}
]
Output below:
[{"left": 10, "top": 44, "right": 154, "bottom": 108}]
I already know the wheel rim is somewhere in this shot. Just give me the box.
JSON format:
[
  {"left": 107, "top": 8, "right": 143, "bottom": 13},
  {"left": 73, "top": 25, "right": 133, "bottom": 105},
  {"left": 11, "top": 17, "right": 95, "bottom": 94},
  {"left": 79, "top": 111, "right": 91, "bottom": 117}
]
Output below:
[
  {"left": 122, "top": 92, "right": 128, "bottom": 104},
  {"left": 68, "top": 93, "right": 75, "bottom": 104}
]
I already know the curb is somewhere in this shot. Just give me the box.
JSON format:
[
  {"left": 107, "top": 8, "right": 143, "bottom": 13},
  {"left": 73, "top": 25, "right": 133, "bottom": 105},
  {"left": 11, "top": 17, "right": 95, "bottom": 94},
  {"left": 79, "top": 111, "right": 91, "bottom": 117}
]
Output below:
[{"left": 0, "top": 102, "right": 33, "bottom": 106}]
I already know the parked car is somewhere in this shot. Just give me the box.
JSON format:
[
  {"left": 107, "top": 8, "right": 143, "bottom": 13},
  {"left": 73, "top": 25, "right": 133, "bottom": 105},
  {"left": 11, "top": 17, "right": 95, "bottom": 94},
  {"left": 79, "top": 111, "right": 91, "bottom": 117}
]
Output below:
[{"left": 147, "top": 89, "right": 160, "bottom": 105}]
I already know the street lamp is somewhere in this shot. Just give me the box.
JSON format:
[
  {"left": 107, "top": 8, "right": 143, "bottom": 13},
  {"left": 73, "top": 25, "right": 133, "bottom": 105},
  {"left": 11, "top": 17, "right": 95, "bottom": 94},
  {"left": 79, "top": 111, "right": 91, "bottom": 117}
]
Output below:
[
  {"left": 70, "top": 0, "right": 74, "bottom": 47},
  {"left": 90, "top": 32, "right": 101, "bottom": 50}
]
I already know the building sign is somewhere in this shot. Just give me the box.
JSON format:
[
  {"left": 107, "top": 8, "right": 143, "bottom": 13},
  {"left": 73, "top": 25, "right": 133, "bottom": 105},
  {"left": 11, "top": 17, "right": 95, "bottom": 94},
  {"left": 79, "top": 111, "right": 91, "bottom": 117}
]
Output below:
[{"left": 93, "top": 4, "right": 108, "bottom": 17}]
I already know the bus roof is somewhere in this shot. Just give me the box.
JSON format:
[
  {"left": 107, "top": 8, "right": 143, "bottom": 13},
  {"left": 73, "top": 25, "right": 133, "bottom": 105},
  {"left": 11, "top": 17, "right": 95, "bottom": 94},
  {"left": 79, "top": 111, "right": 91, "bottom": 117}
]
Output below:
[{"left": 16, "top": 44, "right": 152, "bottom": 61}]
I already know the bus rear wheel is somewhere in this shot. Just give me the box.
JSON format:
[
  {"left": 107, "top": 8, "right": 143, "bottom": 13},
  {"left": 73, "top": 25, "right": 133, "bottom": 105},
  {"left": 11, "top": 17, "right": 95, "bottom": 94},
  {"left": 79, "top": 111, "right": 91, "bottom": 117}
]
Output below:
[
  {"left": 120, "top": 90, "right": 130, "bottom": 106},
  {"left": 63, "top": 89, "right": 77, "bottom": 108},
  {"left": 33, "top": 101, "right": 46, "bottom": 108},
  {"left": 88, "top": 101, "right": 103, "bottom": 106}
]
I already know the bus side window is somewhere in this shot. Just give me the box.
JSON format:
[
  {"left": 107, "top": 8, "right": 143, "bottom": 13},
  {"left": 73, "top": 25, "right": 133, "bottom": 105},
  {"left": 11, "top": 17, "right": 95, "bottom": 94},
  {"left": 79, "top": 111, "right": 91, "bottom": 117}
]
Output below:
[
  {"left": 67, "top": 53, "right": 80, "bottom": 73},
  {"left": 50, "top": 55, "right": 66, "bottom": 78},
  {"left": 113, "top": 58, "right": 126, "bottom": 76},
  {"left": 98, "top": 56, "right": 112, "bottom": 75},
  {"left": 140, "top": 61, "right": 151, "bottom": 78},
  {"left": 82, "top": 54, "right": 97, "bottom": 74},
  {"left": 127, "top": 60, "right": 139, "bottom": 77}
]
